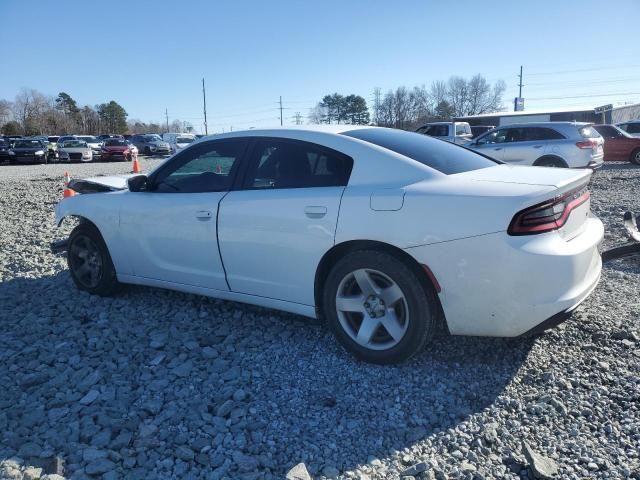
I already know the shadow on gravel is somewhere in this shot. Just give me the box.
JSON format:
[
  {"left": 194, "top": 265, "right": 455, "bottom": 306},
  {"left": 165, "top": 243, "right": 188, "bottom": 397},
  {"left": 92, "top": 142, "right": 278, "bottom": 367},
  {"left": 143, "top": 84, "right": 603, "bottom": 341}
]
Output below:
[{"left": 0, "top": 272, "right": 535, "bottom": 478}]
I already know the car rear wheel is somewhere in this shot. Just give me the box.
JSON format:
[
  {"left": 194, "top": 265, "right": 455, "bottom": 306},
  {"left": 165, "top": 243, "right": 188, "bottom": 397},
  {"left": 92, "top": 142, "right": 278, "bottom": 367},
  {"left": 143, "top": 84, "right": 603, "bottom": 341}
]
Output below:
[
  {"left": 322, "top": 250, "right": 438, "bottom": 364},
  {"left": 67, "top": 223, "right": 119, "bottom": 296},
  {"left": 144, "top": 146, "right": 151, "bottom": 155},
  {"left": 631, "top": 148, "right": 640, "bottom": 165},
  {"left": 534, "top": 156, "right": 567, "bottom": 168}
]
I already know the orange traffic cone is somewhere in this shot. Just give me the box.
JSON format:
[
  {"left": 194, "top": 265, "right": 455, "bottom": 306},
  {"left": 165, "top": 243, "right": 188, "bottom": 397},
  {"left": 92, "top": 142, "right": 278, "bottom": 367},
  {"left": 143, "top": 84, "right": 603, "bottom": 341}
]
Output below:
[
  {"left": 63, "top": 171, "right": 75, "bottom": 197},
  {"left": 131, "top": 155, "right": 141, "bottom": 174}
]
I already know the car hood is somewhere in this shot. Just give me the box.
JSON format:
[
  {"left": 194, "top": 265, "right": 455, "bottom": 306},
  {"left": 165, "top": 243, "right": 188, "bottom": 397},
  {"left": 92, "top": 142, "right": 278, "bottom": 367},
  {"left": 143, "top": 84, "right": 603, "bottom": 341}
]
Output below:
[
  {"left": 103, "top": 146, "right": 128, "bottom": 151},
  {"left": 456, "top": 164, "right": 591, "bottom": 189},
  {"left": 86, "top": 142, "right": 102, "bottom": 148},
  {"left": 68, "top": 174, "right": 137, "bottom": 192}
]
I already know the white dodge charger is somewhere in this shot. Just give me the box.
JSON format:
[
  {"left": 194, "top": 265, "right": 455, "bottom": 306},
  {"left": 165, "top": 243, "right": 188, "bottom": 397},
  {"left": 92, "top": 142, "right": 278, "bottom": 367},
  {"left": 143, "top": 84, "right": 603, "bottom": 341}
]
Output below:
[{"left": 54, "top": 126, "right": 604, "bottom": 364}]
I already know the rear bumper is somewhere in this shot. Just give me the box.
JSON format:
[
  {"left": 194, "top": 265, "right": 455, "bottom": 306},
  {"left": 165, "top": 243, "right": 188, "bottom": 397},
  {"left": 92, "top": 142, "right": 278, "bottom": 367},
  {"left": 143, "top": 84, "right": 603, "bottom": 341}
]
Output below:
[{"left": 404, "top": 216, "right": 604, "bottom": 337}]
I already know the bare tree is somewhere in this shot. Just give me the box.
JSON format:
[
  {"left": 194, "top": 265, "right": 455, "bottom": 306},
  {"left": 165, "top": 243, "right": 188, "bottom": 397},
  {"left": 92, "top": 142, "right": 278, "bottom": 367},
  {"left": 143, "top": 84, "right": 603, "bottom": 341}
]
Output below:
[
  {"left": 0, "top": 99, "right": 11, "bottom": 126},
  {"left": 307, "top": 104, "right": 327, "bottom": 124}
]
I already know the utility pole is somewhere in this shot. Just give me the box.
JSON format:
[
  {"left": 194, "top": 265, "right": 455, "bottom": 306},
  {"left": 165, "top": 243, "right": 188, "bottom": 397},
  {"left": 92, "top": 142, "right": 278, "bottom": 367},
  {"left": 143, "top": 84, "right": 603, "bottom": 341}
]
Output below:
[
  {"left": 373, "top": 87, "right": 381, "bottom": 126},
  {"left": 279, "top": 96, "right": 284, "bottom": 126},
  {"left": 518, "top": 65, "right": 524, "bottom": 98},
  {"left": 293, "top": 112, "right": 303, "bottom": 125},
  {"left": 165, "top": 108, "right": 169, "bottom": 132},
  {"left": 202, "top": 78, "right": 208, "bottom": 135}
]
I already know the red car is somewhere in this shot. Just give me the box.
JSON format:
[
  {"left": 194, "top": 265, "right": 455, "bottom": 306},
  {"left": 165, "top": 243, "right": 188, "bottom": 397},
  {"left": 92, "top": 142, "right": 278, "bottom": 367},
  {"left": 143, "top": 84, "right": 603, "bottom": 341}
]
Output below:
[
  {"left": 101, "top": 139, "right": 134, "bottom": 162},
  {"left": 593, "top": 124, "right": 640, "bottom": 164}
]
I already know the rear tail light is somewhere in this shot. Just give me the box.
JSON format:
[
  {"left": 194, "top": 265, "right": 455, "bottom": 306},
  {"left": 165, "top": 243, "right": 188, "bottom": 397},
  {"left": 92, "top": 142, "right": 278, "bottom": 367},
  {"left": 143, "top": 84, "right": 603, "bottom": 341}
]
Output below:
[
  {"left": 508, "top": 186, "right": 590, "bottom": 235},
  {"left": 576, "top": 140, "right": 598, "bottom": 150}
]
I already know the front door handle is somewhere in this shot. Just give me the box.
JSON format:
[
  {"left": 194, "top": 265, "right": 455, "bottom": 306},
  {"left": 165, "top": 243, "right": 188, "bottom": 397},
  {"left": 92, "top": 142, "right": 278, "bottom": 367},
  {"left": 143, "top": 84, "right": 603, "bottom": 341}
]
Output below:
[
  {"left": 195, "top": 210, "right": 212, "bottom": 220},
  {"left": 304, "top": 206, "right": 327, "bottom": 219},
  {"left": 493, "top": 147, "right": 502, "bottom": 151},
  {"left": 533, "top": 145, "right": 543, "bottom": 149}
]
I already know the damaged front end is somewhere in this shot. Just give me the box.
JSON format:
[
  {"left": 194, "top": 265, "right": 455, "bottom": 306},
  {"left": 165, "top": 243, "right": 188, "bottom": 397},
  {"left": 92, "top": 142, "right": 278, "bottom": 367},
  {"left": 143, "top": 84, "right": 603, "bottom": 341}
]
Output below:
[{"left": 601, "top": 211, "right": 640, "bottom": 262}]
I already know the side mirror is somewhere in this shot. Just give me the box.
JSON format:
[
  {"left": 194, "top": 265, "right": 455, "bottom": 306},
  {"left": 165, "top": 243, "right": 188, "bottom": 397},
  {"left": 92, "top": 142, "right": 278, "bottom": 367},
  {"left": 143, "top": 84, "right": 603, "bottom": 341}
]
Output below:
[{"left": 128, "top": 174, "right": 148, "bottom": 192}]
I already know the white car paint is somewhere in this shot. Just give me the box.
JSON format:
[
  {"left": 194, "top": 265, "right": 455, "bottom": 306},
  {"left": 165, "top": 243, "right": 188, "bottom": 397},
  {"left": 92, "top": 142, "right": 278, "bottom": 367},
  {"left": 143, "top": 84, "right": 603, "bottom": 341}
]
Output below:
[{"left": 55, "top": 125, "right": 603, "bottom": 338}]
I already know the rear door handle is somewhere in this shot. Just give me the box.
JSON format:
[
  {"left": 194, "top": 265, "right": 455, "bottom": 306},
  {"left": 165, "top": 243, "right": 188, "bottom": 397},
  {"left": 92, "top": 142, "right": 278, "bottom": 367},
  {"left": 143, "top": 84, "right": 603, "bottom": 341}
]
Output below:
[
  {"left": 493, "top": 147, "right": 502, "bottom": 151},
  {"left": 195, "top": 210, "right": 212, "bottom": 220},
  {"left": 533, "top": 145, "right": 543, "bottom": 149},
  {"left": 304, "top": 206, "right": 327, "bottom": 219}
]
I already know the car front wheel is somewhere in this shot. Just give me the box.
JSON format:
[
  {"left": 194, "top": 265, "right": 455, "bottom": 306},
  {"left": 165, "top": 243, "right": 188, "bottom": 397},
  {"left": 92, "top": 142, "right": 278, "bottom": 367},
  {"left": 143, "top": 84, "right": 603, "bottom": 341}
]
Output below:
[
  {"left": 631, "top": 148, "right": 640, "bottom": 165},
  {"left": 322, "top": 250, "right": 438, "bottom": 364},
  {"left": 67, "top": 223, "right": 120, "bottom": 296}
]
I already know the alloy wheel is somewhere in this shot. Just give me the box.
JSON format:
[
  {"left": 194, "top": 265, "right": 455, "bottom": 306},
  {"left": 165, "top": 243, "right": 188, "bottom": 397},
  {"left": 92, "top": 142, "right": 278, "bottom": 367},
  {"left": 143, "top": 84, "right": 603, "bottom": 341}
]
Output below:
[
  {"left": 69, "top": 234, "right": 103, "bottom": 289},
  {"left": 335, "top": 268, "right": 409, "bottom": 351}
]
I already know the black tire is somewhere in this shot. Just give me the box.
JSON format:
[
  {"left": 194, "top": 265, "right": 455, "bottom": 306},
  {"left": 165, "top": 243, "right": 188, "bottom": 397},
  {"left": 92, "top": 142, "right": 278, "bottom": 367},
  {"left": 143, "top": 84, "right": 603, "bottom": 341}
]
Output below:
[
  {"left": 534, "top": 156, "right": 567, "bottom": 168},
  {"left": 322, "top": 250, "right": 438, "bottom": 364},
  {"left": 144, "top": 146, "right": 151, "bottom": 156},
  {"left": 67, "top": 223, "right": 120, "bottom": 296},
  {"left": 630, "top": 148, "right": 640, "bottom": 165},
  {"left": 8, "top": 158, "right": 16, "bottom": 165}
]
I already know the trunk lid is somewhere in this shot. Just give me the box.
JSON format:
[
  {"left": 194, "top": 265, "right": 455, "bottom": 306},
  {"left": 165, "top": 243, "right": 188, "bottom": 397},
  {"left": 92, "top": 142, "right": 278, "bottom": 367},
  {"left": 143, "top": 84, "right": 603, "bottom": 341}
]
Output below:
[{"left": 457, "top": 165, "right": 593, "bottom": 241}]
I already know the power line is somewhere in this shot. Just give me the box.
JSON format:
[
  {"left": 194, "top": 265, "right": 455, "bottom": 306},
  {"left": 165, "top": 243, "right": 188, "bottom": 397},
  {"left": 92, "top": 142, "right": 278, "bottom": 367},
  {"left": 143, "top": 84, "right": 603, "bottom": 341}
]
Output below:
[
  {"left": 202, "top": 78, "right": 208, "bottom": 135},
  {"left": 527, "top": 92, "right": 640, "bottom": 101},
  {"left": 279, "top": 96, "right": 283, "bottom": 126}
]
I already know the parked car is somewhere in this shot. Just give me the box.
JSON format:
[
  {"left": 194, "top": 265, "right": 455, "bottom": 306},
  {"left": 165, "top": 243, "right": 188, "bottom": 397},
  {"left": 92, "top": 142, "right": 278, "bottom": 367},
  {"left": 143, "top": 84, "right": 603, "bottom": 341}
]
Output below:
[
  {"left": 616, "top": 120, "right": 640, "bottom": 137},
  {"left": 8, "top": 139, "right": 49, "bottom": 164},
  {"left": 467, "top": 122, "right": 604, "bottom": 169},
  {"left": 97, "top": 134, "right": 123, "bottom": 141},
  {"left": 100, "top": 138, "right": 135, "bottom": 162},
  {"left": 0, "top": 138, "right": 11, "bottom": 163},
  {"left": 76, "top": 136, "right": 103, "bottom": 159},
  {"left": 56, "top": 135, "right": 78, "bottom": 146},
  {"left": 415, "top": 122, "right": 473, "bottom": 144},
  {"left": 592, "top": 124, "right": 640, "bottom": 164},
  {"left": 47, "top": 136, "right": 60, "bottom": 159},
  {"left": 130, "top": 134, "right": 171, "bottom": 155},
  {"left": 54, "top": 126, "right": 603, "bottom": 364},
  {"left": 57, "top": 139, "right": 93, "bottom": 163},
  {"left": 470, "top": 125, "right": 495, "bottom": 138},
  {"left": 162, "top": 132, "right": 197, "bottom": 153}
]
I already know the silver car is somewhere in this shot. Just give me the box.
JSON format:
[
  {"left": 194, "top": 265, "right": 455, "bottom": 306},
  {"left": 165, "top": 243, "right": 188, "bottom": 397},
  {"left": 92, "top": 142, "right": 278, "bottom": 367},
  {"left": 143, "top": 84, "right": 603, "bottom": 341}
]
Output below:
[
  {"left": 416, "top": 121, "right": 473, "bottom": 145},
  {"left": 467, "top": 122, "right": 604, "bottom": 169},
  {"left": 130, "top": 134, "right": 171, "bottom": 156}
]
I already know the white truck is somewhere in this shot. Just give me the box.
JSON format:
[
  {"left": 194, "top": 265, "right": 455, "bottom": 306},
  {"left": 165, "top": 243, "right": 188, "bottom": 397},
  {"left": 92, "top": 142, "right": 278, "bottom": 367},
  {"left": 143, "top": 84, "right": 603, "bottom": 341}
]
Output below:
[{"left": 416, "top": 121, "right": 473, "bottom": 145}]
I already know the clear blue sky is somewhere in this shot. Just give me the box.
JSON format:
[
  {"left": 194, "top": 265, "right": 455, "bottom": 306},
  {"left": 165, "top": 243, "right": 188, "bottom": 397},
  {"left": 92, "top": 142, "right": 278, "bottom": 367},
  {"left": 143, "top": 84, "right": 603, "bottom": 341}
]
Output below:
[{"left": 2, "top": 0, "right": 639, "bottom": 133}]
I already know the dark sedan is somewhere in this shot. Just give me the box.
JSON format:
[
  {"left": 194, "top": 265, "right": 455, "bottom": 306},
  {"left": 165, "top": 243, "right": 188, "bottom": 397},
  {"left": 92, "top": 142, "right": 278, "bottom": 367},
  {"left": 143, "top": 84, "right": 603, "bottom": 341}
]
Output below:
[
  {"left": 0, "top": 139, "right": 11, "bottom": 163},
  {"left": 9, "top": 139, "right": 49, "bottom": 164},
  {"left": 593, "top": 124, "right": 640, "bottom": 164}
]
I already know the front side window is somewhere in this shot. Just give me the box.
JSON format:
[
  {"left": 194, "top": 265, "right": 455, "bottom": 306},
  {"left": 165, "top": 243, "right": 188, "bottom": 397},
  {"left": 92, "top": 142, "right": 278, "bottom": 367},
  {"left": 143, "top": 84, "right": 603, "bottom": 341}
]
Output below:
[
  {"left": 455, "top": 124, "right": 471, "bottom": 135},
  {"left": 153, "top": 141, "right": 244, "bottom": 193},
  {"left": 244, "top": 139, "right": 353, "bottom": 189},
  {"left": 626, "top": 123, "right": 640, "bottom": 134}
]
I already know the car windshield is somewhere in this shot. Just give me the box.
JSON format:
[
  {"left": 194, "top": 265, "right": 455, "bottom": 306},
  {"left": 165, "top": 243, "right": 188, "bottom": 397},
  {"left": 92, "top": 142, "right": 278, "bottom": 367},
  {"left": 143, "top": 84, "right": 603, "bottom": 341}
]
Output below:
[
  {"left": 105, "top": 139, "right": 128, "bottom": 147},
  {"left": 62, "top": 140, "right": 87, "bottom": 148},
  {"left": 176, "top": 137, "right": 194, "bottom": 143},
  {"left": 48, "top": 137, "right": 59, "bottom": 142},
  {"left": 142, "top": 135, "right": 162, "bottom": 142},
  {"left": 14, "top": 140, "right": 42, "bottom": 148},
  {"left": 342, "top": 128, "right": 499, "bottom": 175}
]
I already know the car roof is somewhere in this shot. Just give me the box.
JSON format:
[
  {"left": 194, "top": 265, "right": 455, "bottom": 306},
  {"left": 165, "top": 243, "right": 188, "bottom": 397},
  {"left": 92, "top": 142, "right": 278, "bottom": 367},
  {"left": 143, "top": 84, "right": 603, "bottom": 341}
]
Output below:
[
  {"left": 198, "top": 124, "right": 372, "bottom": 142},
  {"left": 493, "top": 121, "right": 591, "bottom": 128}
]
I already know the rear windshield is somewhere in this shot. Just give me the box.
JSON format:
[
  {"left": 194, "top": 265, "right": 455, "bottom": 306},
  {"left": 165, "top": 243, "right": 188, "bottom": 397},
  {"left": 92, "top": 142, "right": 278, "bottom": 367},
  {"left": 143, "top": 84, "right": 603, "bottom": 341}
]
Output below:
[
  {"left": 342, "top": 128, "right": 498, "bottom": 175},
  {"left": 579, "top": 126, "right": 601, "bottom": 139}
]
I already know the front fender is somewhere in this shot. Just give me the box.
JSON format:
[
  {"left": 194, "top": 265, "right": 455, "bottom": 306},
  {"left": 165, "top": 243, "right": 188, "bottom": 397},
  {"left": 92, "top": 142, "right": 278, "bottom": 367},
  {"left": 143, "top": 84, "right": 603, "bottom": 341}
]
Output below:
[{"left": 54, "top": 192, "right": 133, "bottom": 276}]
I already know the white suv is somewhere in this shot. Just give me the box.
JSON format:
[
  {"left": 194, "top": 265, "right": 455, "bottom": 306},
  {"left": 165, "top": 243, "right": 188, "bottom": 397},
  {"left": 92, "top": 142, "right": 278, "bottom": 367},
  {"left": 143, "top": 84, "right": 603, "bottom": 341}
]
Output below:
[
  {"left": 467, "top": 122, "right": 604, "bottom": 169},
  {"left": 416, "top": 122, "right": 473, "bottom": 145}
]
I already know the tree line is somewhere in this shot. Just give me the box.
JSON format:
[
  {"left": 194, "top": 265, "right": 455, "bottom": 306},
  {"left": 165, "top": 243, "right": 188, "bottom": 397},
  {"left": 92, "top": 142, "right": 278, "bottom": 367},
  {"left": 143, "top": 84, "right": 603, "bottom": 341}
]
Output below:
[
  {"left": 0, "top": 89, "right": 192, "bottom": 136},
  {"left": 309, "top": 74, "right": 505, "bottom": 130}
]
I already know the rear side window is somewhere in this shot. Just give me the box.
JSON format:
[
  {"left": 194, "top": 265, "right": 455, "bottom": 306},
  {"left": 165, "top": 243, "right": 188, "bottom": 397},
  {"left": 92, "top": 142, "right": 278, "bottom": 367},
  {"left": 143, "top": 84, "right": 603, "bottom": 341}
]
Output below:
[
  {"left": 524, "top": 127, "right": 565, "bottom": 141},
  {"left": 594, "top": 125, "right": 620, "bottom": 138},
  {"left": 244, "top": 139, "right": 353, "bottom": 189},
  {"left": 579, "top": 126, "right": 601, "bottom": 138},
  {"left": 342, "top": 128, "right": 498, "bottom": 175}
]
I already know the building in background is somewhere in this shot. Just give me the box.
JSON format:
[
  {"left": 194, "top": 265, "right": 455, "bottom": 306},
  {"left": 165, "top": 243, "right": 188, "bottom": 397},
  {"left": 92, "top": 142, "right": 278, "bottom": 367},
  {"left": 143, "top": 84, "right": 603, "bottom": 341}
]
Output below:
[{"left": 456, "top": 103, "right": 640, "bottom": 127}]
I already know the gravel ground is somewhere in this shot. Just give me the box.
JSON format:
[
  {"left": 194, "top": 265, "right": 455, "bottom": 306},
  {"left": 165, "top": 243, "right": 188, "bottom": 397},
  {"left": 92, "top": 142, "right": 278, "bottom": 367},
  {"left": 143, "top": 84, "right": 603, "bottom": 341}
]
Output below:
[{"left": 0, "top": 160, "right": 638, "bottom": 480}]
